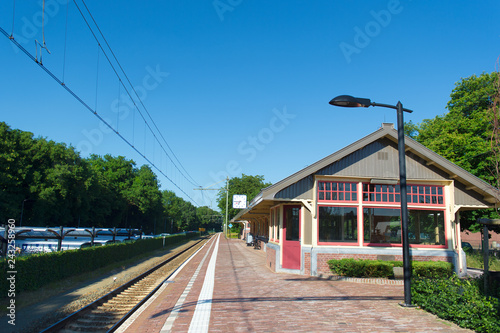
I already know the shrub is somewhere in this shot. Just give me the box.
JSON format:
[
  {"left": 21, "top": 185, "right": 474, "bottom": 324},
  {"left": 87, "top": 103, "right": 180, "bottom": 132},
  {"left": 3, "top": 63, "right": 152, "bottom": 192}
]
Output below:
[
  {"left": 412, "top": 275, "right": 500, "bottom": 332},
  {"left": 327, "top": 258, "right": 453, "bottom": 279},
  {"left": 0, "top": 232, "right": 200, "bottom": 295}
]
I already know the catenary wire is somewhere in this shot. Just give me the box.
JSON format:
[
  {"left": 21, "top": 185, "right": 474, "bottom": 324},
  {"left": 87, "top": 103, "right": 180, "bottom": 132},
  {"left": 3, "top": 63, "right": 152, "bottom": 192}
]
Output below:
[
  {"left": 78, "top": 0, "right": 200, "bottom": 187},
  {"left": 0, "top": 26, "right": 199, "bottom": 205}
]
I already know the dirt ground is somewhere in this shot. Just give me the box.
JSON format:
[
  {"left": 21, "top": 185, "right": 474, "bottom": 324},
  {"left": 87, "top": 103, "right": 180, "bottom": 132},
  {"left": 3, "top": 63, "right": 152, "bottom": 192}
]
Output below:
[{"left": 1, "top": 240, "right": 199, "bottom": 333}]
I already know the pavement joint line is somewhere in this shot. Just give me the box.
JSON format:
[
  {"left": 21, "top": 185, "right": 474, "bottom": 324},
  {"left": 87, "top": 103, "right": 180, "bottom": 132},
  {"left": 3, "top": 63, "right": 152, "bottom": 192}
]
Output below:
[
  {"left": 188, "top": 234, "right": 220, "bottom": 333},
  {"left": 114, "top": 238, "right": 214, "bottom": 333},
  {"left": 160, "top": 234, "right": 218, "bottom": 333}
]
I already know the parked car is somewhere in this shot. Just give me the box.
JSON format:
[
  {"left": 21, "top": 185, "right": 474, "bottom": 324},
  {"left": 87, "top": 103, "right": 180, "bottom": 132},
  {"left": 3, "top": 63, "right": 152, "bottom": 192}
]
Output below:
[{"left": 462, "top": 242, "right": 473, "bottom": 253}]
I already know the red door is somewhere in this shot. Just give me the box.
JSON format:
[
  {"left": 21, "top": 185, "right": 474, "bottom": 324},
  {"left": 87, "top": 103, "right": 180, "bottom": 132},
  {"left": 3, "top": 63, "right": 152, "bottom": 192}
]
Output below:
[{"left": 282, "top": 205, "right": 301, "bottom": 270}]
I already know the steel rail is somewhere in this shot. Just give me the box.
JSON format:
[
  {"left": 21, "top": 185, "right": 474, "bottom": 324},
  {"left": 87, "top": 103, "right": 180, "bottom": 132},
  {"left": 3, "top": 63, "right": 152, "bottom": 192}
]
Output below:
[{"left": 40, "top": 236, "right": 211, "bottom": 333}]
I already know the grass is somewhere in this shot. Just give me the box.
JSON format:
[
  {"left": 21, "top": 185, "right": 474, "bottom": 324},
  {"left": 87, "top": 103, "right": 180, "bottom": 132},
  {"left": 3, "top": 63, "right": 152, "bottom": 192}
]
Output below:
[{"left": 466, "top": 250, "right": 500, "bottom": 271}]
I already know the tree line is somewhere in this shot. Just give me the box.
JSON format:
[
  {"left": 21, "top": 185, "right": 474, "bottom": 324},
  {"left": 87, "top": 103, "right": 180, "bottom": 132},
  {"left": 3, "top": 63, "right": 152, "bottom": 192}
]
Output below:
[{"left": 0, "top": 122, "right": 221, "bottom": 234}]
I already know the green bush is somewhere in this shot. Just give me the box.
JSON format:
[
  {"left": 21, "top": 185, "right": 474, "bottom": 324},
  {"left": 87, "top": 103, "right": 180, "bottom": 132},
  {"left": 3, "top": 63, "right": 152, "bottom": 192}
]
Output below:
[
  {"left": 412, "top": 275, "right": 500, "bottom": 332},
  {"left": 412, "top": 261, "right": 453, "bottom": 279},
  {"left": 0, "top": 232, "right": 200, "bottom": 295},
  {"left": 327, "top": 258, "right": 453, "bottom": 279}
]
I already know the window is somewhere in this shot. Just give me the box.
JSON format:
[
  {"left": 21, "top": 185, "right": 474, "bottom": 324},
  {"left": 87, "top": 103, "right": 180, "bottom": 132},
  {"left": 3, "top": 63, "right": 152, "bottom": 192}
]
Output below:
[
  {"left": 408, "top": 210, "right": 445, "bottom": 245},
  {"left": 284, "top": 206, "right": 300, "bottom": 241},
  {"left": 364, "top": 208, "right": 401, "bottom": 244},
  {"left": 270, "top": 207, "right": 281, "bottom": 241},
  {"left": 318, "top": 206, "right": 357, "bottom": 243},
  {"left": 363, "top": 208, "right": 445, "bottom": 246},
  {"left": 318, "top": 181, "right": 357, "bottom": 202},
  {"left": 362, "top": 184, "right": 444, "bottom": 206}
]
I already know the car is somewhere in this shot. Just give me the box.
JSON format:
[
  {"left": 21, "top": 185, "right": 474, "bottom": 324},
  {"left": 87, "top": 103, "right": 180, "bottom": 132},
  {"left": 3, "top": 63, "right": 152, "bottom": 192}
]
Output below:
[{"left": 462, "top": 242, "right": 473, "bottom": 253}]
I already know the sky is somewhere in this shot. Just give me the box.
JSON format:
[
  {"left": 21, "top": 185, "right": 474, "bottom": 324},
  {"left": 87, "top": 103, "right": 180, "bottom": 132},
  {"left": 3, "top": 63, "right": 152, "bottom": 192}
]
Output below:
[{"left": 1, "top": 0, "right": 500, "bottom": 210}]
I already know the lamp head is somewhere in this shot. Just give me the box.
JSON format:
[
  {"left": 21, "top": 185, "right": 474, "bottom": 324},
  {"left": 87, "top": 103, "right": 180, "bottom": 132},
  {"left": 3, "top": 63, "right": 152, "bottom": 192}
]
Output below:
[{"left": 329, "top": 95, "right": 372, "bottom": 108}]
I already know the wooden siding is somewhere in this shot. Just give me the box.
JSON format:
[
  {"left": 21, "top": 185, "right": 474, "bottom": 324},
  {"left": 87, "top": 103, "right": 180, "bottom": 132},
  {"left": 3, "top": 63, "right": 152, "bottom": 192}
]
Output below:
[
  {"left": 275, "top": 175, "right": 313, "bottom": 200},
  {"left": 454, "top": 181, "right": 492, "bottom": 207},
  {"left": 316, "top": 139, "right": 450, "bottom": 180},
  {"left": 302, "top": 208, "right": 312, "bottom": 245}
]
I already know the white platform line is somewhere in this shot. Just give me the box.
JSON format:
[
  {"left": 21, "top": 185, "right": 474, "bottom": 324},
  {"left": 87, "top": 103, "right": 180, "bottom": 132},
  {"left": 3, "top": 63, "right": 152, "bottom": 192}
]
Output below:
[
  {"left": 188, "top": 234, "right": 220, "bottom": 333},
  {"left": 160, "top": 234, "right": 219, "bottom": 333},
  {"left": 115, "top": 236, "right": 214, "bottom": 333}
]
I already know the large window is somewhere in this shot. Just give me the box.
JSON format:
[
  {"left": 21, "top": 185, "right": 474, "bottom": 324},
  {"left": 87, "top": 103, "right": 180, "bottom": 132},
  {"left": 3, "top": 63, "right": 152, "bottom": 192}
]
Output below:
[
  {"left": 363, "top": 208, "right": 401, "bottom": 244},
  {"left": 408, "top": 210, "right": 445, "bottom": 245},
  {"left": 363, "top": 208, "right": 445, "bottom": 246},
  {"left": 318, "top": 206, "right": 357, "bottom": 243}
]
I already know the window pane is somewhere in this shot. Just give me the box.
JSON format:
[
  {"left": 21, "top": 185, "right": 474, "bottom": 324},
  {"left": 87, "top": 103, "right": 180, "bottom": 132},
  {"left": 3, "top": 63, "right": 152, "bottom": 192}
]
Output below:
[
  {"left": 408, "top": 210, "right": 445, "bottom": 245},
  {"left": 319, "top": 206, "right": 357, "bottom": 242},
  {"left": 363, "top": 208, "right": 401, "bottom": 244},
  {"left": 319, "top": 192, "right": 324, "bottom": 200},
  {"left": 285, "top": 206, "right": 300, "bottom": 241}
]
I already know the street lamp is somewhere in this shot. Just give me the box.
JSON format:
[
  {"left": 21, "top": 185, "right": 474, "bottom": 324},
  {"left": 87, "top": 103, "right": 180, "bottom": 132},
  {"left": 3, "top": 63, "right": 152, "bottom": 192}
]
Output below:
[{"left": 329, "top": 95, "right": 413, "bottom": 307}]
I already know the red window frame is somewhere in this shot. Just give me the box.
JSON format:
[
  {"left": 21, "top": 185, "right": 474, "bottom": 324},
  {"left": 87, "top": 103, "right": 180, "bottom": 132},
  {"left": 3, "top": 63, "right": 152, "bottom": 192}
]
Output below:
[
  {"left": 317, "top": 181, "right": 358, "bottom": 202},
  {"left": 362, "top": 183, "right": 444, "bottom": 206}
]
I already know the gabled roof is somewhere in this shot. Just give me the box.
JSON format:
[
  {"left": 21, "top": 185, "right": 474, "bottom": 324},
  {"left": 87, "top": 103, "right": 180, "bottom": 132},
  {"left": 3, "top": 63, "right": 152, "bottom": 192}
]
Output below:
[{"left": 233, "top": 123, "right": 499, "bottom": 221}]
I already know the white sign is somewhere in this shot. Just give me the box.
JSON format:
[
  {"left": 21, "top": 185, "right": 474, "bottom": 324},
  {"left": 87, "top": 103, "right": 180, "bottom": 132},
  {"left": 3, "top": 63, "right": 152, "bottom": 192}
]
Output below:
[{"left": 232, "top": 194, "right": 247, "bottom": 209}]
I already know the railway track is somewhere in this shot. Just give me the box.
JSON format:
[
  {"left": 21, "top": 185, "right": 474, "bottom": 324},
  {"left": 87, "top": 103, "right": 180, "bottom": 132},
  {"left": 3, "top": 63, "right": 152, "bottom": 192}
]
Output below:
[{"left": 40, "top": 236, "right": 211, "bottom": 333}]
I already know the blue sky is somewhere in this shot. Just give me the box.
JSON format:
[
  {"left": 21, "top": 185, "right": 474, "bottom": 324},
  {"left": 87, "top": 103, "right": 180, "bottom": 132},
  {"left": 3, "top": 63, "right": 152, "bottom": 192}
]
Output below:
[{"left": 1, "top": 0, "right": 499, "bottom": 209}]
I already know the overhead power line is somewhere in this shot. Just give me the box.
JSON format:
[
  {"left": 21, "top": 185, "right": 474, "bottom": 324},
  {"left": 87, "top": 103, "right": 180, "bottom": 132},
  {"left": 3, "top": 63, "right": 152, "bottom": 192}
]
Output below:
[
  {"left": 78, "top": 0, "right": 199, "bottom": 187},
  {"left": 0, "top": 19, "right": 199, "bottom": 205},
  {"left": 71, "top": 0, "right": 200, "bottom": 188}
]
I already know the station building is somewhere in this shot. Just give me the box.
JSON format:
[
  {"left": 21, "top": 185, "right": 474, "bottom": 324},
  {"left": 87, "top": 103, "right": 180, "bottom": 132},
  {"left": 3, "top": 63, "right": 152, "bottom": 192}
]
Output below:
[{"left": 232, "top": 123, "right": 499, "bottom": 277}]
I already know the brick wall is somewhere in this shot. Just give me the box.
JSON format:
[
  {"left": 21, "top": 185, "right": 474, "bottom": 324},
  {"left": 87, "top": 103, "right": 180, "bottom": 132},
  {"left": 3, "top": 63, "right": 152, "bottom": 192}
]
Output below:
[
  {"left": 266, "top": 247, "right": 276, "bottom": 272},
  {"left": 461, "top": 229, "right": 500, "bottom": 250},
  {"left": 304, "top": 253, "right": 311, "bottom": 275}
]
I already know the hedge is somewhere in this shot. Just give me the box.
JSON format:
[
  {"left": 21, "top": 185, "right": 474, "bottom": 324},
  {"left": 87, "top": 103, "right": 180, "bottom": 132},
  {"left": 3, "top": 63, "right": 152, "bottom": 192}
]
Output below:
[
  {"left": 0, "top": 232, "right": 200, "bottom": 295},
  {"left": 412, "top": 275, "right": 500, "bottom": 332},
  {"left": 327, "top": 258, "right": 454, "bottom": 279}
]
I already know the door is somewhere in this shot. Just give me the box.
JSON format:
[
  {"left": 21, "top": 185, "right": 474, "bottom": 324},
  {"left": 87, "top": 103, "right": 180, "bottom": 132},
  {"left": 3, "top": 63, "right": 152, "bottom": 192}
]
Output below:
[{"left": 282, "top": 205, "right": 301, "bottom": 270}]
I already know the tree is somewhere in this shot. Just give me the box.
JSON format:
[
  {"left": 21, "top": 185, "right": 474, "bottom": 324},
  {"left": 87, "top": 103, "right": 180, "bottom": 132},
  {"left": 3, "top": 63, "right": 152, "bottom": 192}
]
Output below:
[
  {"left": 123, "top": 165, "right": 163, "bottom": 232},
  {"left": 410, "top": 72, "right": 500, "bottom": 231},
  {"left": 217, "top": 174, "right": 272, "bottom": 221}
]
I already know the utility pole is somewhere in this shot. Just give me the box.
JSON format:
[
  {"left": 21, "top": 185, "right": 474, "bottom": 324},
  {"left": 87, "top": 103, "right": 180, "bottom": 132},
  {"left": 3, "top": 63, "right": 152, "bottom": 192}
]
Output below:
[{"left": 194, "top": 176, "right": 229, "bottom": 238}]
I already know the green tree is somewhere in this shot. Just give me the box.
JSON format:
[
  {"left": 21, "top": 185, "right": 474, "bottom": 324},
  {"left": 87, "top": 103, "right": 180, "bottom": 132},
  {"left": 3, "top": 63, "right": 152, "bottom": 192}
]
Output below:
[
  {"left": 123, "top": 165, "right": 163, "bottom": 232},
  {"left": 216, "top": 174, "right": 272, "bottom": 221},
  {"left": 162, "top": 190, "right": 182, "bottom": 232},
  {"left": 411, "top": 72, "right": 500, "bottom": 230},
  {"left": 0, "top": 123, "right": 35, "bottom": 224},
  {"left": 87, "top": 155, "right": 136, "bottom": 227}
]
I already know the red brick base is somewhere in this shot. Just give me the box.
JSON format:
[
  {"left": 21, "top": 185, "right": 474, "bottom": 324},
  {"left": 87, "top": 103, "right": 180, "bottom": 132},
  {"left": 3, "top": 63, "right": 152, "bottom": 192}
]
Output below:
[{"left": 304, "top": 252, "right": 311, "bottom": 275}]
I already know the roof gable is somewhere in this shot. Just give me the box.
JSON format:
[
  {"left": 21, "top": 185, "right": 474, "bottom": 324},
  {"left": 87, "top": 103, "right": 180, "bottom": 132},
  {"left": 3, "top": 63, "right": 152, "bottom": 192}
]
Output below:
[{"left": 243, "top": 123, "right": 499, "bottom": 216}]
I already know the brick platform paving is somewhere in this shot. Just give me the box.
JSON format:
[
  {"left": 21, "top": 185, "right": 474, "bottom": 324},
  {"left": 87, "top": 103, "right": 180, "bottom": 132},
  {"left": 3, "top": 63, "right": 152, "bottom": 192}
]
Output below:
[{"left": 120, "top": 234, "right": 472, "bottom": 333}]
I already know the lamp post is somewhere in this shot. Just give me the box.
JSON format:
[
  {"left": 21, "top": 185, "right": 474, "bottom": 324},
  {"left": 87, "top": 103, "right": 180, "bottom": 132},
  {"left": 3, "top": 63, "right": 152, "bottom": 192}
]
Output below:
[{"left": 329, "top": 95, "right": 413, "bottom": 307}]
